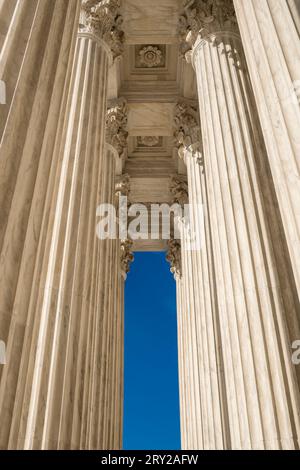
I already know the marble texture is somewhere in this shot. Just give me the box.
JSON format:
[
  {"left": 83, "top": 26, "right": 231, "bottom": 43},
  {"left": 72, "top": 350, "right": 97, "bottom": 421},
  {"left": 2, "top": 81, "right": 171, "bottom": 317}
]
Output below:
[
  {"left": 233, "top": 0, "right": 300, "bottom": 297},
  {"left": 0, "top": 0, "right": 81, "bottom": 449},
  {"left": 0, "top": 0, "right": 124, "bottom": 450},
  {"left": 190, "top": 21, "right": 300, "bottom": 449},
  {"left": 0, "top": 0, "right": 299, "bottom": 452},
  {"left": 121, "top": 0, "right": 181, "bottom": 44},
  {"left": 127, "top": 102, "right": 175, "bottom": 136}
]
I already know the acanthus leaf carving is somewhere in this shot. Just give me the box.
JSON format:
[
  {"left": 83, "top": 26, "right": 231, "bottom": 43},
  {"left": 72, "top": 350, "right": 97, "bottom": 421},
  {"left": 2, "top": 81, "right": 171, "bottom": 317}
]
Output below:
[
  {"left": 106, "top": 98, "right": 128, "bottom": 160},
  {"left": 170, "top": 175, "right": 189, "bottom": 206},
  {"left": 115, "top": 173, "right": 130, "bottom": 200},
  {"left": 120, "top": 238, "right": 134, "bottom": 279},
  {"left": 178, "top": 0, "right": 238, "bottom": 54},
  {"left": 166, "top": 239, "right": 182, "bottom": 280},
  {"left": 79, "top": 0, "right": 124, "bottom": 59},
  {"left": 174, "top": 100, "right": 203, "bottom": 165},
  {"left": 115, "top": 174, "right": 130, "bottom": 239}
]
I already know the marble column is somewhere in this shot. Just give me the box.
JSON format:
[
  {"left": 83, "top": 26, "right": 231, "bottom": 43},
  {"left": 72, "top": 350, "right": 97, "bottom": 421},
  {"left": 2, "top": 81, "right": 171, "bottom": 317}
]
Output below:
[
  {"left": 233, "top": 0, "right": 300, "bottom": 296},
  {"left": 287, "top": 0, "right": 300, "bottom": 35},
  {"left": 173, "top": 101, "right": 230, "bottom": 450},
  {"left": 114, "top": 173, "right": 133, "bottom": 449},
  {"left": 166, "top": 238, "right": 189, "bottom": 448},
  {"left": 102, "top": 99, "right": 129, "bottom": 451},
  {"left": 179, "top": 0, "right": 300, "bottom": 449},
  {"left": 169, "top": 184, "right": 202, "bottom": 451},
  {"left": 0, "top": 0, "right": 81, "bottom": 449},
  {"left": 0, "top": 0, "right": 125, "bottom": 450}
]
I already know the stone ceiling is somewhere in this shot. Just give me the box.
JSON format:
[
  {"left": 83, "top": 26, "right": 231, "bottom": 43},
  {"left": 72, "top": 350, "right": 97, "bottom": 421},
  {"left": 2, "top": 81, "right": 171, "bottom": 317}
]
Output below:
[{"left": 108, "top": 0, "right": 197, "bottom": 250}]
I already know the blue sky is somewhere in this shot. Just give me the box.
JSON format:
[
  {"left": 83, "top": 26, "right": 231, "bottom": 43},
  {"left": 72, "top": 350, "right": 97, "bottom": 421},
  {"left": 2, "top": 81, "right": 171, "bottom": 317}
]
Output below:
[{"left": 123, "top": 252, "right": 181, "bottom": 450}]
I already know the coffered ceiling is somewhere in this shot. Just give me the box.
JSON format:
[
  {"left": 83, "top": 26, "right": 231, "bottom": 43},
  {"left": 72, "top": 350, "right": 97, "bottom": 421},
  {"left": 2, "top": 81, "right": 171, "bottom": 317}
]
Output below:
[
  {"left": 109, "top": 0, "right": 197, "bottom": 250},
  {"left": 120, "top": 0, "right": 181, "bottom": 44}
]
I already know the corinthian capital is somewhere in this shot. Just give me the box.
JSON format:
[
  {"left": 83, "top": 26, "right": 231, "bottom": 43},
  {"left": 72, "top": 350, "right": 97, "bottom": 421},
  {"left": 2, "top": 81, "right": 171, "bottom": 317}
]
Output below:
[
  {"left": 170, "top": 175, "right": 189, "bottom": 206},
  {"left": 120, "top": 239, "right": 134, "bottom": 280},
  {"left": 79, "top": 0, "right": 124, "bottom": 59},
  {"left": 115, "top": 173, "right": 130, "bottom": 199},
  {"left": 166, "top": 239, "right": 182, "bottom": 280},
  {"left": 106, "top": 98, "right": 128, "bottom": 160},
  {"left": 178, "top": 0, "right": 238, "bottom": 51},
  {"left": 174, "top": 100, "right": 202, "bottom": 162}
]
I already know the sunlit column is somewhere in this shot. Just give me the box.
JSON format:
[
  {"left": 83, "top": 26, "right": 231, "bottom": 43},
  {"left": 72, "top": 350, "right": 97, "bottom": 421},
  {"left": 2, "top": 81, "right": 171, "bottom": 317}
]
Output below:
[
  {"left": 114, "top": 173, "right": 133, "bottom": 449},
  {"left": 173, "top": 100, "right": 230, "bottom": 450},
  {"left": 102, "top": 100, "right": 129, "bottom": 450},
  {"left": 0, "top": 0, "right": 125, "bottom": 449},
  {"left": 179, "top": 0, "right": 300, "bottom": 449},
  {"left": 233, "top": 0, "right": 300, "bottom": 295},
  {"left": 166, "top": 238, "right": 192, "bottom": 449},
  {"left": 0, "top": 0, "right": 81, "bottom": 450},
  {"left": 168, "top": 167, "right": 218, "bottom": 450}
]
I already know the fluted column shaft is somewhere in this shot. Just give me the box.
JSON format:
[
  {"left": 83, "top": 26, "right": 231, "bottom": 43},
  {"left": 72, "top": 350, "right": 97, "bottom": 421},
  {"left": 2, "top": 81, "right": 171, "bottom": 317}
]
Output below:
[
  {"left": 112, "top": 173, "right": 133, "bottom": 450},
  {"left": 287, "top": 0, "right": 300, "bottom": 35},
  {"left": 0, "top": 0, "right": 125, "bottom": 449},
  {"left": 176, "top": 208, "right": 227, "bottom": 450},
  {"left": 174, "top": 101, "right": 229, "bottom": 449},
  {"left": 97, "top": 146, "right": 126, "bottom": 451},
  {"left": 84, "top": 145, "right": 115, "bottom": 450},
  {"left": 185, "top": 150, "right": 229, "bottom": 450},
  {"left": 21, "top": 31, "right": 111, "bottom": 450},
  {"left": 233, "top": 0, "right": 300, "bottom": 295},
  {"left": 110, "top": 239, "right": 125, "bottom": 450},
  {"left": 184, "top": 2, "right": 300, "bottom": 448},
  {"left": 0, "top": 0, "right": 81, "bottom": 449},
  {"left": 180, "top": 225, "right": 204, "bottom": 450},
  {"left": 175, "top": 276, "right": 188, "bottom": 450},
  {"left": 167, "top": 238, "right": 195, "bottom": 449}
]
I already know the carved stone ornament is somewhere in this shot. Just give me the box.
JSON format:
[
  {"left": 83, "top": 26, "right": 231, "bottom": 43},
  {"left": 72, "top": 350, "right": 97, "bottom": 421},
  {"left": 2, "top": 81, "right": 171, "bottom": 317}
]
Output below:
[
  {"left": 166, "top": 239, "right": 182, "bottom": 280},
  {"left": 170, "top": 175, "right": 189, "bottom": 206},
  {"left": 174, "top": 100, "right": 203, "bottom": 163},
  {"left": 115, "top": 174, "right": 130, "bottom": 228},
  {"left": 178, "top": 0, "right": 238, "bottom": 54},
  {"left": 139, "top": 46, "right": 163, "bottom": 68},
  {"left": 79, "top": 0, "right": 124, "bottom": 59},
  {"left": 139, "top": 136, "right": 160, "bottom": 147},
  {"left": 115, "top": 173, "right": 130, "bottom": 199},
  {"left": 120, "top": 239, "right": 134, "bottom": 279},
  {"left": 106, "top": 98, "right": 128, "bottom": 160}
]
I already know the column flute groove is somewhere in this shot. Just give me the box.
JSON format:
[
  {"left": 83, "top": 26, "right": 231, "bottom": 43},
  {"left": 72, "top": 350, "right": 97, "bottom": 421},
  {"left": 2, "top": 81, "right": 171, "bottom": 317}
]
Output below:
[
  {"left": 174, "top": 100, "right": 229, "bottom": 449},
  {"left": 0, "top": 0, "right": 81, "bottom": 450},
  {"left": 233, "top": 0, "right": 300, "bottom": 296},
  {"left": 0, "top": 0, "right": 125, "bottom": 450},
  {"left": 179, "top": 0, "right": 300, "bottom": 449}
]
